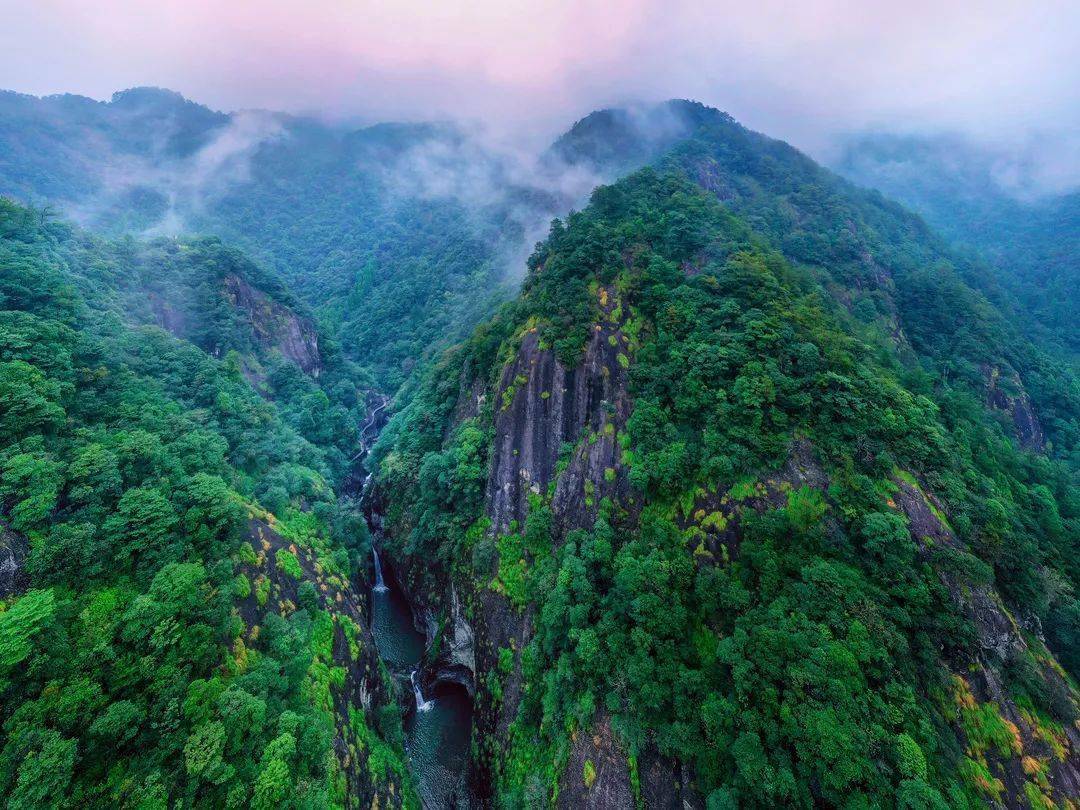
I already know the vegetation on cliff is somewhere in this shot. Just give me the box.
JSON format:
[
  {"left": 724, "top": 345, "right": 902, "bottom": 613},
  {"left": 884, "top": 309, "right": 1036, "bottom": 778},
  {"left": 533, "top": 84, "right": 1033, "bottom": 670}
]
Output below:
[
  {"left": 0, "top": 200, "right": 412, "bottom": 808},
  {"left": 374, "top": 163, "right": 1080, "bottom": 806}
]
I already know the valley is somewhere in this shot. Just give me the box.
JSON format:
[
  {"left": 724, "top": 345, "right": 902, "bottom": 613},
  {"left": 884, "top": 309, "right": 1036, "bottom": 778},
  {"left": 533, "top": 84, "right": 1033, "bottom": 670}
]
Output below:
[{"left": 0, "top": 89, "right": 1078, "bottom": 809}]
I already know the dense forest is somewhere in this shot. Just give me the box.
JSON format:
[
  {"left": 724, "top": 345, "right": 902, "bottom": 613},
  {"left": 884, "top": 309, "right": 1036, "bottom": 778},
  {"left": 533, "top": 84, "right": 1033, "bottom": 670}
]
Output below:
[
  {"left": 0, "top": 88, "right": 583, "bottom": 391},
  {"left": 372, "top": 106, "right": 1080, "bottom": 807},
  {"left": 1, "top": 90, "right": 1078, "bottom": 808},
  {"left": 833, "top": 133, "right": 1080, "bottom": 358},
  {"left": 0, "top": 199, "right": 415, "bottom": 808}
]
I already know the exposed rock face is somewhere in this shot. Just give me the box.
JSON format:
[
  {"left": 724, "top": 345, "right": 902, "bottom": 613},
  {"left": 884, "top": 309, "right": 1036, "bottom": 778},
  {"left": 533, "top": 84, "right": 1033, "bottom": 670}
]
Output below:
[
  {"left": 147, "top": 291, "right": 188, "bottom": 337},
  {"left": 680, "top": 439, "right": 830, "bottom": 563},
  {"left": 145, "top": 271, "right": 322, "bottom": 378},
  {"left": 894, "top": 474, "right": 1080, "bottom": 807},
  {"left": 391, "top": 285, "right": 720, "bottom": 808},
  {"left": 223, "top": 274, "right": 321, "bottom": 376},
  {"left": 486, "top": 288, "right": 631, "bottom": 535},
  {"left": 422, "top": 584, "right": 476, "bottom": 696},
  {"left": 982, "top": 364, "right": 1045, "bottom": 451},
  {"left": 557, "top": 714, "right": 634, "bottom": 809},
  {"left": 450, "top": 365, "right": 487, "bottom": 427},
  {"left": 237, "top": 517, "right": 411, "bottom": 808},
  {"left": 0, "top": 522, "right": 28, "bottom": 598},
  {"left": 382, "top": 259, "right": 1080, "bottom": 807},
  {"left": 638, "top": 751, "right": 704, "bottom": 810}
]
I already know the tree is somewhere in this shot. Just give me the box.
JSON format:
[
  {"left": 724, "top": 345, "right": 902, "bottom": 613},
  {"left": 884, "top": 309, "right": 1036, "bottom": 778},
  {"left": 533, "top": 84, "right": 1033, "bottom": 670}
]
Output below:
[
  {"left": 103, "top": 486, "right": 180, "bottom": 573},
  {"left": 6, "top": 729, "right": 76, "bottom": 810},
  {"left": 0, "top": 361, "right": 67, "bottom": 443},
  {"left": 0, "top": 589, "right": 56, "bottom": 671}
]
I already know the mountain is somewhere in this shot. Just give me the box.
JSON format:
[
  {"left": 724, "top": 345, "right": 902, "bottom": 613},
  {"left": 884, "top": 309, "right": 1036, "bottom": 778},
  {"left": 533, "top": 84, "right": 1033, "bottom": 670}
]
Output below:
[
  {"left": 1, "top": 89, "right": 1078, "bottom": 808},
  {"left": 371, "top": 104, "right": 1080, "bottom": 807},
  {"left": 833, "top": 132, "right": 1080, "bottom": 357},
  {"left": 0, "top": 88, "right": 586, "bottom": 392},
  {"left": 0, "top": 88, "right": 229, "bottom": 206},
  {"left": 0, "top": 198, "right": 416, "bottom": 807}
]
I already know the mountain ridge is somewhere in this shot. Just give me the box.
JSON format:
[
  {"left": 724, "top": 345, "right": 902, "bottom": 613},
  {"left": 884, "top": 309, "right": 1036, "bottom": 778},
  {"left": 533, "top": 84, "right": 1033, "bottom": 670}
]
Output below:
[{"left": 0, "top": 88, "right": 1078, "bottom": 808}]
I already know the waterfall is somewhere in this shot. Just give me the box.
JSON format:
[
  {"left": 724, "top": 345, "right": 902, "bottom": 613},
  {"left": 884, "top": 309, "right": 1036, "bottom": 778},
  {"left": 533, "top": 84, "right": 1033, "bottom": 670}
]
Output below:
[
  {"left": 411, "top": 669, "right": 434, "bottom": 713},
  {"left": 372, "top": 545, "right": 389, "bottom": 593}
]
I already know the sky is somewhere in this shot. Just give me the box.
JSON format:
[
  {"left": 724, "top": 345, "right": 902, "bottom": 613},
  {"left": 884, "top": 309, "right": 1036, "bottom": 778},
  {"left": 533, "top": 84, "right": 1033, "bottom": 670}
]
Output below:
[{"left": 2, "top": 0, "right": 1079, "bottom": 152}]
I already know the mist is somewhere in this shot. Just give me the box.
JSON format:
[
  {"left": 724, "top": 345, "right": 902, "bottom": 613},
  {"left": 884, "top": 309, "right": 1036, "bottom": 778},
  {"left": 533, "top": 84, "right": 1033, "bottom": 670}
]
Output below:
[
  {"left": 53, "top": 109, "right": 285, "bottom": 236},
  {"left": 4, "top": 1, "right": 1078, "bottom": 166}
]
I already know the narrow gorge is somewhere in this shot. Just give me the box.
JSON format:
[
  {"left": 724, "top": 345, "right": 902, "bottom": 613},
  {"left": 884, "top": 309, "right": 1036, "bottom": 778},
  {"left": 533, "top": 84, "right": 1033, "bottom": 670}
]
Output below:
[{"left": 361, "top": 448, "right": 476, "bottom": 807}]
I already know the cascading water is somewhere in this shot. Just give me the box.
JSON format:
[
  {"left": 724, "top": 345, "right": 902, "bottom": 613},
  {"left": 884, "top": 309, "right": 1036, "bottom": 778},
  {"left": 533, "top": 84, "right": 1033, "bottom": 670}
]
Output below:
[
  {"left": 367, "top": 542, "right": 472, "bottom": 807},
  {"left": 411, "top": 669, "right": 434, "bottom": 713},
  {"left": 358, "top": 411, "right": 472, "bottom": 807},
  {"left": 372, "top": 546, "right": 389, "bottom": 593}
]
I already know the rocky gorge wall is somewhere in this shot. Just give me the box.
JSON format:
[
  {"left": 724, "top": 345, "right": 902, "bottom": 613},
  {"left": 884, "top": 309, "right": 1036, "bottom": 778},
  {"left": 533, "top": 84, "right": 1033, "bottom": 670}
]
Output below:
[{"left": 370, "top": 277, "right": 1079, "bottom": 808}]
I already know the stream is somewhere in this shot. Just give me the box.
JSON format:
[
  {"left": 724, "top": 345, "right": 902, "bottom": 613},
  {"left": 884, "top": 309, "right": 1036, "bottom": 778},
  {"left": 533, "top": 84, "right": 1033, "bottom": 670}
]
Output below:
[{"left": 368, "top": 540, "right": 473, "bottom": 807}]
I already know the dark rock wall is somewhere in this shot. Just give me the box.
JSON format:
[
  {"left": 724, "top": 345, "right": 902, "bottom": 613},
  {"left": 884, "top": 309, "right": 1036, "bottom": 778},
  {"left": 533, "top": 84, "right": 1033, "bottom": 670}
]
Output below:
[
  {"left": 223, "top": 274, "right": 322, "bottom": 376},
  {"left": 486, "top": 288, "right": 631, "bottom": 536},
  {"left": 0, "top": 521, "right": 28, "bottom": 599},
  {"left": 983, "top": 363, "right": 1046, "bottom": 451},
  {"left": 557, "top": 714, "right": 635, "bottom": 809}
]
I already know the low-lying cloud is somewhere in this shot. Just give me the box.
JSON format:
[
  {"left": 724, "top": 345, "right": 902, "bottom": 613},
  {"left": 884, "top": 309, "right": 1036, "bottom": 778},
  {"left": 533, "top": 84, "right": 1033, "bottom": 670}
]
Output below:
[
  {"left": 4, "top": 0, "right": 1078, "bottom": 159},
  {"left": 64, "top": 110, "right": 285, "bottom": 235}
]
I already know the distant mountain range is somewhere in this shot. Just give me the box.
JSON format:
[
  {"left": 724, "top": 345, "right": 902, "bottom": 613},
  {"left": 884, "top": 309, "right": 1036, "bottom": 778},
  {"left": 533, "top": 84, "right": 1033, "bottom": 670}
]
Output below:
[{"left": 1, "top": 88, "right": 1078, "bottom": 809}]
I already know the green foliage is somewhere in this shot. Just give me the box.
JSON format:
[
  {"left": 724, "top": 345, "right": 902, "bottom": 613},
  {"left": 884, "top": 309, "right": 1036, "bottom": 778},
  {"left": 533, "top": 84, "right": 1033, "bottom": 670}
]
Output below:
[
  {"left": 6, "top": 94, "right": 1079, "bottom": 808},
  {"left": 0, "top": 589, "right": 56, "bottom": 670},
  {"left": 583, "top": 758, "right": 597, "bottom": 788},
  {"left": 0, "top": 199, "right": 406, "bottom": 807},
  {"left": 835, "top": 132, "right": 1080, "bottom": 357},
  {"left": 377, "top": 162, "right": 1080, "bottom": 807},
  {"left": 275, "top": 549, "right": 303, "bottom": 580}
]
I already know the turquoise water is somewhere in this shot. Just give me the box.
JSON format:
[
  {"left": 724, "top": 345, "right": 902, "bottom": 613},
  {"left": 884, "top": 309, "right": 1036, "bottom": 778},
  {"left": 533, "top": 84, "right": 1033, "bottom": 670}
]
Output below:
[
  {"left": 405, "top": 682, "right": 474, "bottom": 808},
  {"left": 368, "top": 549, "right": 473, "bottom": 808},
  {"left": 370, "top": 556, "right": 425, "bottom": 670}
]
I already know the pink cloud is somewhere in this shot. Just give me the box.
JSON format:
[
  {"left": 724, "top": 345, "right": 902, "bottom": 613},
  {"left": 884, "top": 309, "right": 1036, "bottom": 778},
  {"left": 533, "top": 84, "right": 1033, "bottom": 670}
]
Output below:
[{"left": 3, "top": 0, "right": 1078, "bottom": 147}]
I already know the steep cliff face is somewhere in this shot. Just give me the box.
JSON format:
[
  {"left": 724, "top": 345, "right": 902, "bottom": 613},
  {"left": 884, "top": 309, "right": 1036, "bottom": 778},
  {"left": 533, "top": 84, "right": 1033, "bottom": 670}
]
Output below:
[
  {"left": 0, "top": 521, "right": 28, "bottom": 599},
  {"left": 557, "top": 715, "right": 634, "bottom": 809},
  {"left": 383, "top": 279, "right": 704, "bottom": 808},
  {"left": 982, "top": 364, "right": 1046, "bottom": 451},
  {"left": 487, "top": 287, "right": 631, "bottom": 536},
  {"left": 222, "top": 273, "right": 322, "bottom": 376},
  {"left": 235, "top": 516, "right": 415, "bottom": 808},
  {"left": 131, "top": 240, "right": 324, "bottom": 378}
]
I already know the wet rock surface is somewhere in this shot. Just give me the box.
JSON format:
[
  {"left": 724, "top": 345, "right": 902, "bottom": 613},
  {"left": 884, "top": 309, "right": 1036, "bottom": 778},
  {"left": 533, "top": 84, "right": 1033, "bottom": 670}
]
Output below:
[
  {"left": 639, "top": 750, "right": 704, "bottom": 810},
  {"left": 487, "top": 288, "right": 631, "bottom": 536},
  {"left": 983, "top": 363, "right": 1045, "bottom": 451},
  {"left": 0, "top": 521, "right": 28, "bottom": 599},
  {"left": 422, "top": 585, "right": 476, "bottom": 696}
]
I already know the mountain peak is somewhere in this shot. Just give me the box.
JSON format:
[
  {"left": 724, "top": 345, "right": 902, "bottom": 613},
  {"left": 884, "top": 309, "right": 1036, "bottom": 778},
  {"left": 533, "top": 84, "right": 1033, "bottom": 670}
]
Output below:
[
  {"left": 549, "top": 99, "right": 734, "bottom": 172},
  {"left": 110, "top": 86, "right": 193, "bottom": 108}
]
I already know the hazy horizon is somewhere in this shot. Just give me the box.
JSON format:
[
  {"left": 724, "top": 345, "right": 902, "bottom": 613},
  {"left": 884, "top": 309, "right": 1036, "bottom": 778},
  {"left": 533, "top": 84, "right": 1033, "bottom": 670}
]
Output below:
[{"left": 4, "top": 3, "right": 1078, "bottom": 137}]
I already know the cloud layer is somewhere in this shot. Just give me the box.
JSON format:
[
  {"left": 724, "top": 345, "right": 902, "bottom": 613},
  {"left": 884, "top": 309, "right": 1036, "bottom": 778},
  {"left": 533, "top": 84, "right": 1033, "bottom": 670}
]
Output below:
[{"left": 4, "top": 1, "right": 1079, "bottom": 152}]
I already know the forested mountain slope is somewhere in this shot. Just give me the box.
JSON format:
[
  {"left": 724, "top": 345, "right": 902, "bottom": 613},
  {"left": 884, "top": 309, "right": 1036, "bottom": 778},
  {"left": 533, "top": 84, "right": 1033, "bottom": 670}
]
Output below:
[
  {"left": 372, "top": 115, "right": 1080, "bottom": 807},
  {"left": 0, "top": 88, "right": 586, "bottom": 391},
  {"left": 832, "top": 133, "right": 1080, "bottom": 358},
  {"left": 3, "top": 88, "right": 1079, "bottom": 809},
  {"left": 0, "top": 199, "right": 416, "bottom": 808},
  {"left": 557, "top": 102, "right": 1080, "bottom": 456}
]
